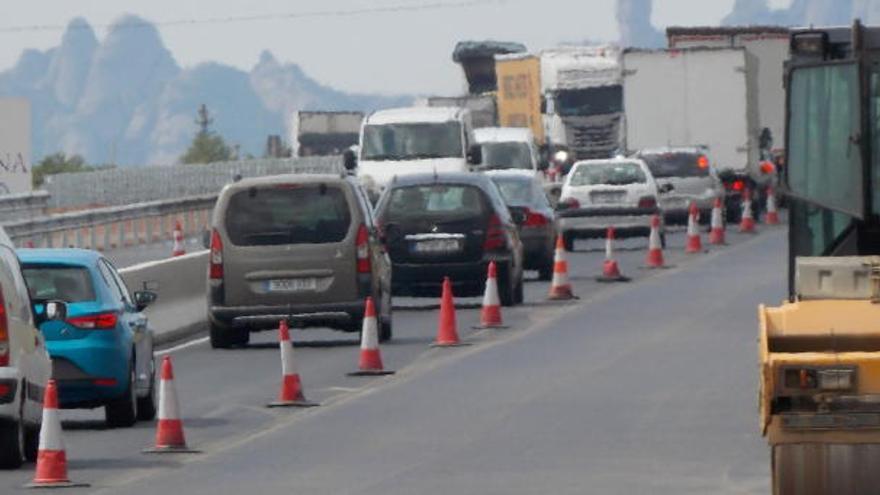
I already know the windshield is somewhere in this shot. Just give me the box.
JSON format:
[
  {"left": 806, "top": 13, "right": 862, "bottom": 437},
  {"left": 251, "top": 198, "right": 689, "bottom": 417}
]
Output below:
[
  {"left": 569, "top": 162, "right": 645, "bottom": 187},
  {"left": 385, "top": 184, "right": 487, "bottom": 221},
  {"left": 361, "top": 122, "right": 463, "bottom": 161},
  {"left": 480, "top": 142, "right": 533, "bottom": 170},
  {"left": 491, "top": 178, "right": 534, "bottom": 206},
  {"left": 639, "top": 152, "right": 709, "bottom": 178},
  {"left": 555, "top": 85, "right": 623, "bottom": 117},
  {"left": 22, "top": 266, "right": 96, "bottom": 303},
  {"left": 225, "top": 185, "right": 351, "bottom": 246}
]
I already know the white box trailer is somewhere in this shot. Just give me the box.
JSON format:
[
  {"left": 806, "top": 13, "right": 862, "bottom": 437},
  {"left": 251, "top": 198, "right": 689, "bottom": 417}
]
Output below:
[
  {"left": 292, "top": 111, "right": 364, "bottom": 157},
  {"left": 0, "top": 98, "right": 32, "bottom": 194},
  {"left": 666, "top": 26, "right": 789, "bottom": 156},
  {"left": 622, "top": 47, "right": 760, "bottom": 178}
]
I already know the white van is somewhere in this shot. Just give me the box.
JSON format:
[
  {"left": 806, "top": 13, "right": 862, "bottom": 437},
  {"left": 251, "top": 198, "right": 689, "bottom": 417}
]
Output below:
[
  {"left": 473, "top": 127, "right": 542, "bottom": 173},
  {"left": 0, "top": 226, "right": 54, "bottom": 468},
  {"left": 344, "top": 107, "right": 482, "bottom": 198}
]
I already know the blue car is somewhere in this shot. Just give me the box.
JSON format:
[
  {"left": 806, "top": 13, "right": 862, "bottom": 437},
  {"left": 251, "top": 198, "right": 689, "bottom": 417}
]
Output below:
[{"left": 17, "top": 249, "right": 158, "bottom": 427}]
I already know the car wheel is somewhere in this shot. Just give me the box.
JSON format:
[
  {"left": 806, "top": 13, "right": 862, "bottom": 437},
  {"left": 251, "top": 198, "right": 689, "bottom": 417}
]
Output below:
[
  {"left": 24, "top": 423, "right": 38, "bottom": 462},
  {"left": 210, "top": 321, "right": 249, "bottom": 349},
  {"left": 0, "top": 409, "right": 25, "bottom": 469},
  {"left": 660, "top": 232, "right": 667, "bottom": 249},
  {"left": 105, "top": 362, "right": 137, "bottom": 428},
  {"left": 380, "top": 319, "right": 393, "bottom": 342},
  {"left": 538, "top": 253, "right": 554, "bottom": 281},
  {"left": 514, "top": 274, "right": 525, "bottom": 305},
  {"left": 379, "top": 292, "right": 393, "bottom": 342},
  {"left": 499, "top": 265, "right": 516, "bottom": 307},
  {"left": 562, "top": 232, "right": 575, "bottom": 252},
  {"left": 136, "top": 356, "right": 157, "bottom": 421}
]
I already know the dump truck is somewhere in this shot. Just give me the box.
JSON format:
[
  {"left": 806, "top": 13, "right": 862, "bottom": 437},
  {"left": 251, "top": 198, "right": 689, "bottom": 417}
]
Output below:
[
  {"left": 494, "top": 54, "right": 545, "bottom": 146},
  {"left": 291, "top": 111, "right": 364, "bottom": 157},
  {"left": 758, "top": 20, "right": 880, "bottom": 494}
]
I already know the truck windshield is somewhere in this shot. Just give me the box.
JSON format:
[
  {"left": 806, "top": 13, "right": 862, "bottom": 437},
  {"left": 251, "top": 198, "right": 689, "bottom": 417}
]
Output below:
[
  {"left": 480, "top": 142, "right": 532, "bottom": 170},
  {"left": 555, "top": 85, "right": 622, "bottom": 117},
  {"left": 361, "top": 122, "right": 463, "bottom": 161}
]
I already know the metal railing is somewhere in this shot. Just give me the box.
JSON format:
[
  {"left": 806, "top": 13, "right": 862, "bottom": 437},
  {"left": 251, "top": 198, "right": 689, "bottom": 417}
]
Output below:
[{"left": 0, "top": 190, "right": 50, "bottom": 222}]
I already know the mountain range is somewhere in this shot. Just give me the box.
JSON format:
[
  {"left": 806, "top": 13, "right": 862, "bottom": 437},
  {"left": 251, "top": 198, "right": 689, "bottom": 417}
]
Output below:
[{"left": 0, "top": 16, "right": 410, "bottom": 166}]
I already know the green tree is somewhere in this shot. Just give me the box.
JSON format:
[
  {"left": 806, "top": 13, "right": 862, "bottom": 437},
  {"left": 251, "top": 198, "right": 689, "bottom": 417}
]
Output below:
[
  {"left": 32, "top": 152, "right": 93, "bottom": 187},
  {"left": 180, "top": 104, "right": 232, "bottom": 164}
]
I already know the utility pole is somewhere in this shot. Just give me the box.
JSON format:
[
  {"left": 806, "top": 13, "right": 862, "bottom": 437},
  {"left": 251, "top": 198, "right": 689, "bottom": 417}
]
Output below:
[{"left": 195, "top": 104, "right": 213, "bottom": 136}]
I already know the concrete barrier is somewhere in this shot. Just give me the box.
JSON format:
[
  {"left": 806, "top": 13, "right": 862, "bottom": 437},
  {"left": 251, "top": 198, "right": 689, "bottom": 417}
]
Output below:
[{"left": 120, "top": 250, "right": 208, "bottom": 345}]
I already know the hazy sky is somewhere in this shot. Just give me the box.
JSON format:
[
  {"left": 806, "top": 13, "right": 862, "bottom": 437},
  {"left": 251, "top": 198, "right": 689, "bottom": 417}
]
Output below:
[{"left": 0, "top": 0, "right": 794, "bottom": 95}]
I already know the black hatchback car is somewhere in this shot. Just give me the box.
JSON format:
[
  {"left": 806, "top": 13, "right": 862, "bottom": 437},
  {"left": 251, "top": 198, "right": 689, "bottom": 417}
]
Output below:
[{"left": 374, "top": 172, "right": 524, "bottom": 306}]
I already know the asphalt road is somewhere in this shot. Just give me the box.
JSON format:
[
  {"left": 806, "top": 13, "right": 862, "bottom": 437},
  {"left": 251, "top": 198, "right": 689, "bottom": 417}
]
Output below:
[{"left": 0, "top": 223, "right": 783, "bottom": 494}]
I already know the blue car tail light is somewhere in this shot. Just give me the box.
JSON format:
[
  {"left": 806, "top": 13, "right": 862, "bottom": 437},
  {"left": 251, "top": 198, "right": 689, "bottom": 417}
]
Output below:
[{"left": 67, "top": 312, "right": 118, "bottom": 330}]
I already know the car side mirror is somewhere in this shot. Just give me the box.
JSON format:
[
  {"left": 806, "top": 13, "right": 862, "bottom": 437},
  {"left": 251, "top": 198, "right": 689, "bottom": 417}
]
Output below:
[
  {"left": 134, "top": 290, "right": 158, "bottom": 312},
  {"left": 467, "top": 145, "right": 482, "bottom": 165},
  {"left": 44, "top": 301, "right": 67, "bottom": 322},
  {"left": 508, "top": 207, "right": 527, "bottom": 226},
  {"left": 343, "top": 149, "right": 358, "bottom": 171}
]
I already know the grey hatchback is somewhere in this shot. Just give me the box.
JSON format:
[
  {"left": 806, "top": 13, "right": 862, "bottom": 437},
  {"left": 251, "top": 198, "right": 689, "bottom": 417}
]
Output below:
[{"left": 206, "top": 174, "right": 392, "bottom": 348}]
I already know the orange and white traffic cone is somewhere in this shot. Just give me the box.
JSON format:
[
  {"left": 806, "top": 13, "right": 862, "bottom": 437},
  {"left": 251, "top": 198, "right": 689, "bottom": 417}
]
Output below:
[
  {"left": 267, "top": 320, "right": 319, "bottom": 407},
  {"left": 597, "top": 227, "right": 629, "bottom": 282},
  {"left": 765, "top": 186, "right": 780, "bottom": 225},
  {"left": 684, "top": 201, "right": 703, "bottom": 254},
  {"left": 432, "top": 277, "right": 469, "bottom": 347},
  {"left": 171, "top": 220, "right": 186, "bottom": 257},
  {"left": 548, "top": 235, "right": 576, "bottom": 300},
  {"left": 348, "top": 298, "right": 395, "bottom": 376},
  {"left": 25, "top": 380, "right": 89, "bottom": 488},
  {"left": 143, "top": 356, "right": 200, "bottom": 453},
  {"left": 739, "top": 189, "right": 757, "bottom": 233},
  {"left": 644, "top": 214, "right": 667, "bottom": 269},
  {"left": 475, "top": 261, "right": 506, "bottom": 329},
  {"left": 708, "top": 197, "right": 726, "bottom": 245}
]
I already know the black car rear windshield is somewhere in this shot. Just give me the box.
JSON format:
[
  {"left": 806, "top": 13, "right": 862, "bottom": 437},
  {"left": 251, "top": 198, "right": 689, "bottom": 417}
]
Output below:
[
  {"left": 22, "top": 266, "right": 96, "bottom": 303},
  {"left": 639, "top": 152, "right": 709, "bottom": 178},
  {"left": 225, "top": 185, "right": 352, "bottom": 246},
  {"left": 385, "top": 184, "right": 487, "bottom": 220}
]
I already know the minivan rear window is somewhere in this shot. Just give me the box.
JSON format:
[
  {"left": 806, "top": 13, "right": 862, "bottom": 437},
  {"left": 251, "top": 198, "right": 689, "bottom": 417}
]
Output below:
[
  {"left": 22, "top": 266, "right": 96, "bottom": 302},
  {"left": 639, "top": 152, "right": 709, "bottom": 178},
  {"left": 225, "top": 185, "right": 351, "bottom": 246},
  {"left": 385, "top": 185, "right": 487, "bottom": 220}
]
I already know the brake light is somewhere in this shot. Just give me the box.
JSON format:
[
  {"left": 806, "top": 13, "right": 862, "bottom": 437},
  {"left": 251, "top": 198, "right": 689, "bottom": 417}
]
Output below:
[
  {"left": 484, "top": 214, "right": 506, "bottom": 251},
  {"left": 67, "top": 312, "right": 118, "bottom": 330},
  {"left": 760, "top": 161, "right": 775, "bottom": 174},
  {"left": 562, "top": 197, "right": 580, "bottom": 209},
  {"left": 638, "top": 196, "right": 657, "bottom": 209},
  {"left": 209, "top": 229, "right": 223, "bottom": 280},
  {"left": 697, "top": 155, "right": 709, "bottom": 169},
  {"left": 356, "top": 224, "right": 371, "bottom": 274},
  {"left": 524, "top": 209, "right": 549, "bottom": 227},
  {"left": 92, "top": 378, "right": 118, "bottom": 387},
  {"left": 731, "top": 180, "right": 745, "bottom": 192},
  {"left": 0, "top": 287, "right": 7, "bottom": 366}
]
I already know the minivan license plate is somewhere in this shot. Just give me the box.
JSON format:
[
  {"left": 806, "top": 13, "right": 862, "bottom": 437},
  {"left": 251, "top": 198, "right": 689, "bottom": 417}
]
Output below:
[
  {"left": 267, "top": 278, "right": 317, "bottom": 292},
  {"left": 414, "top": 239, "right": 460, "bottom": 254}
]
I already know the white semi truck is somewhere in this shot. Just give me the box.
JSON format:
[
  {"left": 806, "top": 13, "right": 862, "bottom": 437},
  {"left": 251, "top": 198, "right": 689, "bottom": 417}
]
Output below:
[{"left": 292, "top": 111, "right": 364, "bottom": 158}]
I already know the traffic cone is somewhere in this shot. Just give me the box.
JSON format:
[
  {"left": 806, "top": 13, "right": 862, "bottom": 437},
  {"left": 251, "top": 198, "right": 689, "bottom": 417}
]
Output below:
[
  {"left": 708, "top": 197, "right": 726, "bottom": 245},
  {"left": 25, "top": 380, "right": 89, "bottom": 489},
  {"left": 684, "top": 202, "right": 703, "bottom": 254},
  {"left": 348, "top": 298, "right": 395, "bottom": 376},
  {"left": 548, "top": 235, "right": 576, "bottom": 300},
  {"left": 766, "top": 186, "right": 780, "bottom": 225},
  {"left": 475, "top": 262, "right": 506, "bottom": 328},
  {"left": 171, "top": 220, "right": 186, "bottom": 257},
  {"left": 644, "top": 214, "right": 667, "bottom": 269},
  {"left": 267, "top": 320, "right": 319, "bottom": 407},
  {"left": 597, "top": 227, "right": 629, "bottom": 282},
  {"left": 739, "top": 189, "right": 757, "bottom": 233},
  {"left": 143, "top": 356, "right": 200, "bottom": 453},
  {"left": 432, "top": 277, "right": 469, "bottom": 347}
]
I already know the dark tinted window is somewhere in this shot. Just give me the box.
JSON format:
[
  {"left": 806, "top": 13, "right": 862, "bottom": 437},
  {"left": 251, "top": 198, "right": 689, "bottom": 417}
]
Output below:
[
  {"left": 481, "top": 142, "right": 533, "bottom": 170},
  {"left": 385, "top": 185, "right": 487, "bottom": 220},
  {"left": 639, "top": 152, "right": 709, "bottom": 178},
  {"left": 22, "top": 266, "right": 96, "bottom": 302},
  {"left": 225, "top": 185, "right": 351, "bottom": 246},
  {"left": 361, "top": 122, "right": 463, "bottom": 161},
  {"left": 555, "top": 85, "right": 623, "bottom": 117}
]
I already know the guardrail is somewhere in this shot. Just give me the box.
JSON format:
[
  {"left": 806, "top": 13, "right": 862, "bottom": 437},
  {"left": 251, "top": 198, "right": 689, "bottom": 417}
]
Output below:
[
  {"left": 3, "top": 194, "right": 217, "bottom": 249},
  {"left": 0, "top": 190, "right": 50, "bottom": 222}
]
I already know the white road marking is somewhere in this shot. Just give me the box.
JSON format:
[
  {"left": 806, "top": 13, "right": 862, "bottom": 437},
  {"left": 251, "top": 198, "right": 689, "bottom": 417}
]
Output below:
[{"left": 157, "top": 336, "right": 209, "bottom": 356}]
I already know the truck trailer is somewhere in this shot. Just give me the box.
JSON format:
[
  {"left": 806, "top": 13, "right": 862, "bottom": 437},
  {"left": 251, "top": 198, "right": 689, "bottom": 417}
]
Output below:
[{"left": 292, "top": 111, "right": 364, "bottom": 157}]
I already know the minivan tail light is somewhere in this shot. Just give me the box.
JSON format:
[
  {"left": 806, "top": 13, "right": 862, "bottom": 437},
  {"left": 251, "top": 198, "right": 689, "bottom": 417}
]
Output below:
[
  {"left": 638, "top": 196, "right": 657, "bottom": 209},
  {"left": 524, "top": 209, "right": 549, "bottom": 227},
  {"left": 0, "top": 287, "right": 8, "bottom": 366},
  {"left": 67, "top": 312, "right": 118, "bottom": 330},
  {"left": 356, "top": 224, "right": 371, "bottom": 274},
  {"left": 209, "top": 229, "right": 223, "bottom": 280},
  {"left": 484, "top": 214, "right": 506, "bottom": 251}
]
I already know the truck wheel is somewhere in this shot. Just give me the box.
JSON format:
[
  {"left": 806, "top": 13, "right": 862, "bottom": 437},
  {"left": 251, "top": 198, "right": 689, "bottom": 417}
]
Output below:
[
  {"left": 210, "top": 321, "right": 249, "bottom": 349},
  {"left": 0, "top": 413, "right": 25, "bottom": 468},
  {"left": 106, "top": 363, "right": 137, "bottom": 427}
]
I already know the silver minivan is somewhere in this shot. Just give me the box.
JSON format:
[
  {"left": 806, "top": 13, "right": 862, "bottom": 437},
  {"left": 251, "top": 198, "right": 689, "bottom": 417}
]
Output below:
[
  {"left": 206, "top": 174, "right": 393, "bottom": 348},
  {"left": 635, "top": 147, "right": 724, "bottom": 224}
]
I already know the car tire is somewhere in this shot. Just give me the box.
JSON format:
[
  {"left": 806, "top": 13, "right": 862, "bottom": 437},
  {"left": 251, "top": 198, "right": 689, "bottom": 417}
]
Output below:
[
  {"left": 24, "top": 423, "right": 38, "bottom": 462},
  {"left": 136, "top": 356, "right": 157, "bottom": 421},
  {"left": 0, "top": 413, "right": 25, "bottom": 469},
  {"left": 660, "top": 232, "right": 667, "bottom": 249},
  {"left": 105, "top": 363, "right": 137, "bottom": 428},
  {"left": 210, "top": 321, "right": 249, "bottom": 349},
  {"left": 499, "top": 265, "right": 516, "bottom": 307},
  {"left": 562, "top": 232, "right": 575, "bottom": 252},
  {"left": 380, "top": 319, "right": 393, "bottom": 342},
  {"left": 514, "top": 275, "right": 525, "bottom": 305},
  {"left": 538, "top": 253, "right": 554, "bottom": 281}
]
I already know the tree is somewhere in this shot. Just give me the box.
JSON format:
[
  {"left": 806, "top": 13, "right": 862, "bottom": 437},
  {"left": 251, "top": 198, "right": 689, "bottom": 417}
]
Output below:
[
  {"left": 32, "top": 153, "right": 93, "bottom": 187},
  {"left": 180, "top": 104, "right": 232, "bottom": 164}
]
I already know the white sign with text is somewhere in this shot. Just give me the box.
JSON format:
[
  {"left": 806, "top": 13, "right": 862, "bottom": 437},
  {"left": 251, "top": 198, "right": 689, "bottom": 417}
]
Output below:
[{"left": 0, "top": 98, "right": 31, "bottom": 194}]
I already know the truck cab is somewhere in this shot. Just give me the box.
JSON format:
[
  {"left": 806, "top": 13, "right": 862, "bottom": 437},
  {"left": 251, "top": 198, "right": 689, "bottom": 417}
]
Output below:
[{"left": 348, "top": 107, "right": 481, "bottom": 199}]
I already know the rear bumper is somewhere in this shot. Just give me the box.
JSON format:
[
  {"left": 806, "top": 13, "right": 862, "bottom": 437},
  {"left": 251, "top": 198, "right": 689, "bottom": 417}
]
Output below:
[
  {"left": 557, "top": 206, "right": 659, "bottom": 237},
  {"left": 209, "top": 300, "right": 367, "bottom": 331},
  {"left": 47, "top": 341, "right": 130, "bottom": 407},
  {"left": 392, "top": 256, "right": 512, "bottom": 297}
]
